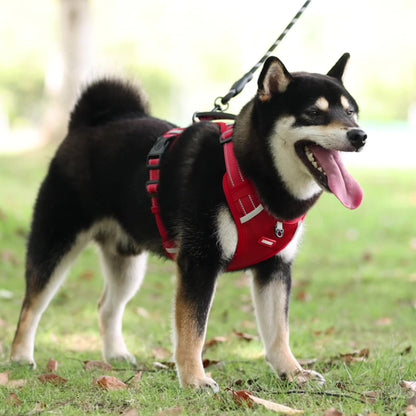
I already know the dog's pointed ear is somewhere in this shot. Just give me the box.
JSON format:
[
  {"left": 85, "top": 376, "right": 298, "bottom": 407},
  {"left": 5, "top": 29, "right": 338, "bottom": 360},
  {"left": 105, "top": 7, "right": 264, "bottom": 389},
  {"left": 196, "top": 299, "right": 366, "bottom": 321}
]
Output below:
[
  {"left": 257, "top": 57, "right": 293, "bottom": 101},
  {"left": 327, "top": 53, "right": 350, "bottom": 82}
]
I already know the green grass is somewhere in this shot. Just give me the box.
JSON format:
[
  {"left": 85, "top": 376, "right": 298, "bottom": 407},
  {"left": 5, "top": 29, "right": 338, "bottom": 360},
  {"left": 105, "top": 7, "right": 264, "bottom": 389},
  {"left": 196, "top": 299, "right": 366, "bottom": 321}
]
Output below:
[{"left": 0, "top": 147, "right": 415, "bottom": 415}]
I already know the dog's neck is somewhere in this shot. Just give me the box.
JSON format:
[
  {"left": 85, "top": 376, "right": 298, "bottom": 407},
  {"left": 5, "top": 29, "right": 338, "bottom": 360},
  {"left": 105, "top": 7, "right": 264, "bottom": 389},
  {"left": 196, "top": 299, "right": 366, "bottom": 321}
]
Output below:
[{"left": 233, "top": 101, "right": 322, "bottom": 221}]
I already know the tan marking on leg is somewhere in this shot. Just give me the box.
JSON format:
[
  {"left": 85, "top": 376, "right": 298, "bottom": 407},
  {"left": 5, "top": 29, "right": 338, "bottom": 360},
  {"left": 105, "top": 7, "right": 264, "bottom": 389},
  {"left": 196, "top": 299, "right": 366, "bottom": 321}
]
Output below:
[
  {"left": 173, "top": 271, "right": 219, "bottom": 392},
  {"left": 174, "top": 293, "right": 206, "bottom": 386},
  {"left": 11, "top": 296, "right": 43, "bottom": 366}
]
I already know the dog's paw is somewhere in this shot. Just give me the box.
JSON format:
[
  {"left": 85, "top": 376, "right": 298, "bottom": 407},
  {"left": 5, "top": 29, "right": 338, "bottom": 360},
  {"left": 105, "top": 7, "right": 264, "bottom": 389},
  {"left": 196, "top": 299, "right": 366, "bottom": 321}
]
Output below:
[
  {"left": 183, "top": 376, "right": 220, "bottom": 393},
  {"left": 10, "top": 356, "right": 37, "bottom": 370},
  {"left": 106, "top": 353, "right": 137, "bottom": 368},
  {"left": 288, "top": 369, "right": 326, "bottom": 386}
]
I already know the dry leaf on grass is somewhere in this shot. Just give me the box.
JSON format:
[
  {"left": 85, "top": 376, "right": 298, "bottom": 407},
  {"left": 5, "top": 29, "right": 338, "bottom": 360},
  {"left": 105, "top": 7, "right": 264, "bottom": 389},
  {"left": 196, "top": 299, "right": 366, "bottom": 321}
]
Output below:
[
  {"left": 339, "top": 348, "right": 369, "bottom": 364},
  {"left": 157, "top": 406, "right": 183, "bottom": 416},
  {"left": 47, "top": 358, "right": 59, "bottom": 372},
  {"left": 361, "top": 391, "right": 380, "bottom": 404},
  {"left": 128, "top": 371, "right": 143, "bottom": 388},
  {"left": 93, "top": 375, "right": 127, "bottom": 390},
  {"left": 406, "top": 405, "right": 416, "bottom": 416},
  {"left": 228, "top": 388, "right": 303, "bottom": 414},
  {"left": 7, "top": 379, "right": 27, "bottom": 388},
  {"left": 401, "top": 381, "right": 416, "bottom": 405},
  {"left": 0, "top": 371, "right": 9, "bottom": 385},
  {"left": 121, "top": 408, "right": 140, "bottom": 416},
  {"left": 233, "top": 330, "right": 257, "bottom": 342},
  {"left": 7, "top": 393, "right": 22, "bottom": 407},
  {"left": 323, "top": 408, "right": 345, "bottom": 416},
  {"left": 202, "top": 359, "right": 221, "bottom": 368},
  {"left": 84, "top": 360, "right": 113, "bottom": 371},
  {"left": 38, "top": 373, "right": 68, "bottom": 385},
  {"left": 152, "top": 347, "right": 172, "bottom": 360},
  {"left": 205, "top": 336, "right": 228, "bottom": 349}
]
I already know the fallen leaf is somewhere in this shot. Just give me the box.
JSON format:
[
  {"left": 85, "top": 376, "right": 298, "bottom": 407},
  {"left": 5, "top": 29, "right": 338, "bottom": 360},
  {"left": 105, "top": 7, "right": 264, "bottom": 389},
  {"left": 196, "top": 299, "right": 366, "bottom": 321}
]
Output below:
[
  {"left": 401, "top": 381, "right": 416, "bottom": 392},
  {"left": 84, "top": 360, "right": 113, "bottom": 371},
  {"left": 202, "top": 359, "right": 220, "bottom": 368},
  {"left": 401, "top": 381, "right": 416, "bottom": 405},
  {"left": 406, "top": 405, "right": 416, "bottom": 416},
  {"left": 47, "top": 358, "right": 59, "bottom": 372},
  {"left": 7, "top": 393, "right": 22, "bottom": 407},
  {"left": 296, "top": 291, "right": 312, "bottom": 302},
  {"left": 361, "top": 391, "right": 380, "bottom": 404},
  {"left": 0, "top": 371, "right": 9, "bottom": 385},
  {"left": 228, "top": 389, "right": 303, "bottom": 414},
  {"left": 313, "top": 327, "right": 336, "bottom": 336},
  {"left": 7, "top": 379, "right": 27, "bottom": 388},
  {"left": 128, "top": 371, "right": 143, "bottom": 387},
  {"left": 153, "top": 361, "right": 174, "bottom": 370},
  {"left": 340, "top": 348, "right": 369, "bottom": 364},
  {"left": 323, "top": 408, "right": 345, "bottom": 416},
  {"left": 122, "top": 408, "right": 140, "bottom": 416},
  {"left": 152, "top": 347, "right": 172, "bottom": 360},
  {"left": 157, "top": 406, "right": 183, "bottom": 415},
  {"left": 233, "top": 330, "right": 257, "bottom": 342},
  {"left": 205, "top": 336, "right": 228, "bottom": 349},
  {"left": 38, "top": 374, "right": 68, "bottom": 386},
  {"left": 93, "top": 375, "right": 127, "bottom": 390},
  {"left": 374, "top": 317, "right": 392, "bottom": 326}
]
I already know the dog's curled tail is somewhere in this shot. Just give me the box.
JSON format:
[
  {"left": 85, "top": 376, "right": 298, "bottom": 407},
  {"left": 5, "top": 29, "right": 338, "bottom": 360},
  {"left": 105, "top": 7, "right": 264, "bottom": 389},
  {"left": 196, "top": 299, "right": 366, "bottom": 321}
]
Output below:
[{"left": 69, "top": 79, "right": 150, "bottom": 130}]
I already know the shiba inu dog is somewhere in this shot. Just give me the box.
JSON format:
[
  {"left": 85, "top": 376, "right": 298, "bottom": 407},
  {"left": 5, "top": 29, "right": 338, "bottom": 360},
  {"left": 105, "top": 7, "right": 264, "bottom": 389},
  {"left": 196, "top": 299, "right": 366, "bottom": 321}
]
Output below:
[{"left": 11, "top": 54, "right": 366, "bottom": 392}]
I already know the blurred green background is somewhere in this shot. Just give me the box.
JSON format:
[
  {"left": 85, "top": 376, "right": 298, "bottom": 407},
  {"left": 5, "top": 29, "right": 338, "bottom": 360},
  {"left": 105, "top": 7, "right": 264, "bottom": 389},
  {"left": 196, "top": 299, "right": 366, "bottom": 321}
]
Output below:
[{"left": 0, "top": 0, "right": 415, "bottom": 157}]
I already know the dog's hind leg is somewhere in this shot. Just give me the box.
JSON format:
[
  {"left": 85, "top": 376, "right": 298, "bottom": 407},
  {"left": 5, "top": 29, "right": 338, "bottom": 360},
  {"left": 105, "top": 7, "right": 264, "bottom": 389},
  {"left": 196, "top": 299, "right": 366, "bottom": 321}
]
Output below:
[
  {"left": 98, "top": 245, "right": 148, "bottom": 365},
  {"left": 251, "top": 255, "right": 325, "bottom": 385},
  {"left": 11, "top": 230, "right": 90, "bottom": 367}
]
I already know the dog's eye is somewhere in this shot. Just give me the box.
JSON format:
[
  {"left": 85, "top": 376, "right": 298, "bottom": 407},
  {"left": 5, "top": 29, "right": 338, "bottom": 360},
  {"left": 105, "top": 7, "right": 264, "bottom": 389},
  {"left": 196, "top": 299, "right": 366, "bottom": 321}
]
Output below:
[
  {"left": 346, "top": 108, "right": 355, "bottom": 116},
  {"left": 305, "top": 107, "right": 320, "bottom": 117}
]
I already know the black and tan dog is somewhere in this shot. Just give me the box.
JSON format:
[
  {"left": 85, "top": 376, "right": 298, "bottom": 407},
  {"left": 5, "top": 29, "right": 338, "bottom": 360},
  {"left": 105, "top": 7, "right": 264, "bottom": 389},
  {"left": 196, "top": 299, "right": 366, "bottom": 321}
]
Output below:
[{"left": 11, "top": 54, "right": 366, "bottom": 391}]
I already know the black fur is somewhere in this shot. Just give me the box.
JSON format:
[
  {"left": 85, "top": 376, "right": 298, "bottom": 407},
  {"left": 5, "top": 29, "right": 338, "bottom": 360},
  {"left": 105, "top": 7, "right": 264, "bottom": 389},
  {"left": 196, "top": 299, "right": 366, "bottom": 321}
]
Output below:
[{"left": 12, "top": 56, "right": 365, "bottom": 389}]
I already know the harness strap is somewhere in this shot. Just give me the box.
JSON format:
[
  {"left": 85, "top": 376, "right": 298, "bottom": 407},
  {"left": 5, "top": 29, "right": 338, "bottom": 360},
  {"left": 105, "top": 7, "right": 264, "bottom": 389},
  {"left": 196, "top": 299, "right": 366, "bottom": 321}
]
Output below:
[
  {"left": 146, "top": 128, "right": 185, "bottom": 257},
  {"left": 218, "top": 122, "right": 305, "bottom": 271}
]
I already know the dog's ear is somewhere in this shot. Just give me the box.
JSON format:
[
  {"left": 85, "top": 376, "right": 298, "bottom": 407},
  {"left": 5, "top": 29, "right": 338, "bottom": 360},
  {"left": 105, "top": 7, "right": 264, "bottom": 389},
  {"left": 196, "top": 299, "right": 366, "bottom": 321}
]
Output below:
[
  {"left": 257, "top": 57, "right": 293, "bottom": 101},
  {"left": 327, "top": 53, "right": 350, "bottom": 82}
]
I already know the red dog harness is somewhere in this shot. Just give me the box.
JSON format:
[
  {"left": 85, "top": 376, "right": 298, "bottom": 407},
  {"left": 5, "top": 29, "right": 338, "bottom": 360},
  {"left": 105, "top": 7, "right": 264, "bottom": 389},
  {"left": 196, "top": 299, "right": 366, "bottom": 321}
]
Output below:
[{"left": 146, "top": 123, "right": 305, "bottom": 271}]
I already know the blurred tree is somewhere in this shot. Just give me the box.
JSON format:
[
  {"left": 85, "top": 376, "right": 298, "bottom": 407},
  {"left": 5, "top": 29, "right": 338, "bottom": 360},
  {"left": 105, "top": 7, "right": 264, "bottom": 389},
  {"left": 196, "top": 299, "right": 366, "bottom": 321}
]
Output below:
[{"left": 42, "top": 0, "right": 93, "bottom": 142}]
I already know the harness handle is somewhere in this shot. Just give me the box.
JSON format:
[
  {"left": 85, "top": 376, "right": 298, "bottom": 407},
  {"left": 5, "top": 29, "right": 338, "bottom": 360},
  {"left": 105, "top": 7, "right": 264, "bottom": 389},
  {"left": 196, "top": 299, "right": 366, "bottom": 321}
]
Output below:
[{"left": 213, "top": 0, "right": 313, "bottom": 111}]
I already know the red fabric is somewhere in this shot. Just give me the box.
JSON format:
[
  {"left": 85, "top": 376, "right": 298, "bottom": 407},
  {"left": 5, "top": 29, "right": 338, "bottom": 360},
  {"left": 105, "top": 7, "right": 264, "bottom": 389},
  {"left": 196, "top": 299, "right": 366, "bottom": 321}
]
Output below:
[
  {"left": 147, "top": 123, "right": 305, "bottom": 271},
  {"left": 219, "top": 123, "right": 304, "bottom": 270}
]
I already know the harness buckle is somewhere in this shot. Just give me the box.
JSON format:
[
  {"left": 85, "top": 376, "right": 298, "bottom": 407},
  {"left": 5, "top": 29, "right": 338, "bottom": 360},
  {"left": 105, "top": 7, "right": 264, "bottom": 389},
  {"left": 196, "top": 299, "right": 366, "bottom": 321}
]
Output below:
[{"left": 146, "top": 135, "right": 175, "bottom": 168}]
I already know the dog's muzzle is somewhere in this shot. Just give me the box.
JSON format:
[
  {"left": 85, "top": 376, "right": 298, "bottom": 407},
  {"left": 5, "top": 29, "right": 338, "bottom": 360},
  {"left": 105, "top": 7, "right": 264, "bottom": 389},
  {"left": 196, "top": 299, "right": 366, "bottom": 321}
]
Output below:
[{"left": 347, "top": 128, "right": 367, "bottom": 151}]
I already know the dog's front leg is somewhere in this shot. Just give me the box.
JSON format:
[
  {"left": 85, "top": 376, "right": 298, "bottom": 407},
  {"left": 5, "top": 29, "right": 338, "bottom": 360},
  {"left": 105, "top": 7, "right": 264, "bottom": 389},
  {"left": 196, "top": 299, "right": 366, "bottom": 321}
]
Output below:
[
  {"left": 173, "top": 255, "right": 219, "bottom": 393},
  {"left": 251, "top": 256, "right": 325, "bottom": 385}
]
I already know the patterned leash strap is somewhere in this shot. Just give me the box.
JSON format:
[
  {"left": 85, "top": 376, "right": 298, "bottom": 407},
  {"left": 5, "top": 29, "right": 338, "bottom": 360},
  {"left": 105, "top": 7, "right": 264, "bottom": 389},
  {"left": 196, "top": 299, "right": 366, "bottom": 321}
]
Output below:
[{"left": 214, "top": 0, "right": 313, "bottom": 111}]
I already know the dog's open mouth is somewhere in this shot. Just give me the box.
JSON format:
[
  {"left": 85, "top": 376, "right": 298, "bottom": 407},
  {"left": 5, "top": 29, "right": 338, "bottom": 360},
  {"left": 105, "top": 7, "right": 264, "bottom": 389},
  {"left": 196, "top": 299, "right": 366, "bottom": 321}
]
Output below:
[{"left": 296, "top": 141, "right": 363, "bottom": 209}]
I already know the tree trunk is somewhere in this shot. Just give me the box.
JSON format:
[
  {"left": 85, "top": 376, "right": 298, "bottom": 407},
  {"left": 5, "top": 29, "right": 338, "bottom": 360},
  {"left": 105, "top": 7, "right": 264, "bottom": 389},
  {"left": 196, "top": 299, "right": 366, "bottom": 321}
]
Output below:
[{"left": 42, "top": 0, "right": 94, "bottom": 142}]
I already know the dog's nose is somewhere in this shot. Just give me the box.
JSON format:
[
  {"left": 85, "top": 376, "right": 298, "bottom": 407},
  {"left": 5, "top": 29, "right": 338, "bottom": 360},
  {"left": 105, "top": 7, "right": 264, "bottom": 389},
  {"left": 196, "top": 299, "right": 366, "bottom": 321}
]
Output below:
[{"left": 347, "top": 128, "right": 367, "bottom": 151}]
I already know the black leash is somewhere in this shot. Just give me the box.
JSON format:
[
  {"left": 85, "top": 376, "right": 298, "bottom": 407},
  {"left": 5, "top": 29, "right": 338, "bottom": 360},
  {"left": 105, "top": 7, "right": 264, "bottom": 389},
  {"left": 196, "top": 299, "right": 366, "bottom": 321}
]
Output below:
[{"left": 212, "top": 0, "right": 313, "bottom": 112}]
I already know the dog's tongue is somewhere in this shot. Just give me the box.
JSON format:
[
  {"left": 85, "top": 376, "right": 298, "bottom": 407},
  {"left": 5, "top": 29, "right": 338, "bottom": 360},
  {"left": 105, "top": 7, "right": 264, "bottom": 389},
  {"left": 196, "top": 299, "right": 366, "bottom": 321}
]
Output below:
[{"left": 309, "top": 145, "right": 363, "bottom": 209}]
